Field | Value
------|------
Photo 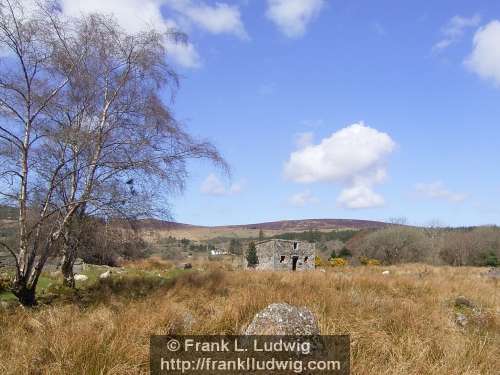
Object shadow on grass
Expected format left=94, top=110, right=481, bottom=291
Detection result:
left=1, top=268, right=192, bottom=308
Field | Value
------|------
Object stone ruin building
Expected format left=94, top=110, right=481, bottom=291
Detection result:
left=249, top=239, right=315, bottom=271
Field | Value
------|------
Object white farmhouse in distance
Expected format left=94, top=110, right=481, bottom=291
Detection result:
left=210, top=248, right=229, bottom=256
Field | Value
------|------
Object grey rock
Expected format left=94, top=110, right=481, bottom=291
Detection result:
left=455, top=313, right=468, bottom=327
left=100, top=270, right=112, bottom=279
left=74, top=274, right=88, bottom=281
left=483, top=267, right=500, bottom=279
left=244, top=303, right=320, bottom=335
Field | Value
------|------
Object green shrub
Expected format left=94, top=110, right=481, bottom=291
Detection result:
left=339, top=247, right=352, bottom=258
left=246, top=241, right=258, bottom=267
left=482, top=251, right=499, bottom=267
left=0, top=273, right=11, bottom=293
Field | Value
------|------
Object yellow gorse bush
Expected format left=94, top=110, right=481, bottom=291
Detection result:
left=329, top=257, right=348, bottom=267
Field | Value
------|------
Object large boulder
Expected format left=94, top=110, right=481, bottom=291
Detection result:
left=244, top=303, right=320, bottom=335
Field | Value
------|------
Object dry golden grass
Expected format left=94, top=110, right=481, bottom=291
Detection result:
left=0, top=264, right=498, bottom=374
left=120, top=256, right=174, bottom=271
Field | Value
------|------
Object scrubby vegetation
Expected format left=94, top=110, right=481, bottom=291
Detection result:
left=348, top=226, right=500, bottom=267
left=76, top=223, right=151, bottom=267
left=267, top=225, right=500, bottom=268
left=272, top=228, right=359, bottom=243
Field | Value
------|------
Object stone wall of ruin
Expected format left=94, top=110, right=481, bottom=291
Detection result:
left=253, top=240, right=315, bottom=271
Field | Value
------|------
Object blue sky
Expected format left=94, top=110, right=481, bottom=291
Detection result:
left=57, top=0, right=500, bottom=227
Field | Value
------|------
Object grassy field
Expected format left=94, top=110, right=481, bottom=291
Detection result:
left=0, top=263, right=498, bottom=374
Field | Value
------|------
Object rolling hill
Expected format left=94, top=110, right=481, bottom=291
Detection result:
left=135, top=218, right=389, bottom=241
left=0, top=205, right=389, bottom=241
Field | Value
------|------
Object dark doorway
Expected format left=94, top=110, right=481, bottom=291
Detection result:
left=292, top=256, right=299, bottom=271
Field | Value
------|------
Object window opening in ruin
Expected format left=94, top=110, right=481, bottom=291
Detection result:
left=293, top=242, right=298, bottom=250
left=280, top=255, right=286, bottom=263
left=304, top=256, right=309, bottom=263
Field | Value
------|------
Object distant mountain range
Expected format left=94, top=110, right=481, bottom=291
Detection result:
left=2, top=203, right=389, bottom=231
left=135, top=218, right=389, bottom=231
left=1, top=204, right=390, bottom=241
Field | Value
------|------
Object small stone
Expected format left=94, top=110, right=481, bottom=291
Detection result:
left=183, top=311, right=196, bottom=331
left=382, top=270, right=390, bottom=275
left=455, top=313, right=468, bottom=327
left=74, top=274, right=88, bottom=282
left=100, top=270, right=112, bottom=279
left=484, top=268, right=500, bottom=279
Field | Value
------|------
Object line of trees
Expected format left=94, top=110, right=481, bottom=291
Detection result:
left=272, top=228, right=359, bottom=243
left=0, top=1, right=225, bottom=305
left=347, top=225, right=500, bottom=266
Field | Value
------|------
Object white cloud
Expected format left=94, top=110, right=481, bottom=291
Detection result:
left=289, top=190, right=318, bottom=207
left=415, top=181, right=467, bottom=203
left=284, top=122, right=396, bottom=209
left=285, top=123, right=395, bottom=184
left=337, top=185, right=384, bottom=209
left=201, top=174, right=226, bottom=195
left=266, top=0, right=325, bottom=38
left=200, top=174, right=243, bottom=196
left=465, top=20, right=500, bottom=86
left=433, top=14, right=480, bottom=52
left=56, top=0, right=247, bottom=68
left=163, top=39, right=201, bottom=68
left=167, top=0, right=248, bottom=39
left=228, top=181, right=243, bottom=194
left=57, top=0, right=201, bottom=68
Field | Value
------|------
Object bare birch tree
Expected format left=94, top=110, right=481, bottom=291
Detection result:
left=0, top=0, right=88, bottom=305
left=45, top=12, right=226, bottom=287
left=0, top=1, right=226, bottom=302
